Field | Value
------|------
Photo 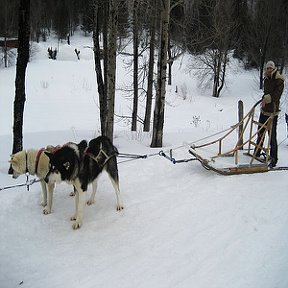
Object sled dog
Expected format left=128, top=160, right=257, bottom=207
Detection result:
left=9, top=146, right=61, bottom=214
left=45, top=136, right=123, bottom=229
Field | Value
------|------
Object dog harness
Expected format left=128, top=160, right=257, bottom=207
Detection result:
left=84, top=143, right=117, bottom=168
left=25, top=147, right=53, bottom=176
left=35, top=148, right=45, bottom=174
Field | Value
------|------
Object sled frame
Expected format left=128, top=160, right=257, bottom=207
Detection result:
left=189, top=101, right=274, bottom=175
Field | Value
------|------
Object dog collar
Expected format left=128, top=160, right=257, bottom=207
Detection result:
left=25, top=151, right=29, bottom=174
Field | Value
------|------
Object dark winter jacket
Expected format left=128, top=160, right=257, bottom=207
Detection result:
left=262, top=68, right=285, bottom=115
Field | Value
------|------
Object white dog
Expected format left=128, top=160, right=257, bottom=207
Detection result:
left=9, top=146, right=62, bottom=214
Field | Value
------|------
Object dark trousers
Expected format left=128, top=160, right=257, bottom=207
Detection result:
left=285, top=113, right=288, bottom=136
left=255, top=113, right=278, bottom=164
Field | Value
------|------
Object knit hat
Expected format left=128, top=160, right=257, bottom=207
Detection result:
left=266, top=60, right=275, bottom=69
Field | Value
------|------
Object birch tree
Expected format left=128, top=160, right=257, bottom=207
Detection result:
left=106, top=0, right=118, bottom=142
left=143, top=2, right=157, bottom=132
left=131, top=0, right=140, bottom=131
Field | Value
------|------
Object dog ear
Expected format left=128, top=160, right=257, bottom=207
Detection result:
left=44, top=151, right=53, bottom=160
left=46, top=145, right=55, bottom=152
left=63, top=161, right=70, bottom=170
left=78, top=140, right=88, bottom=153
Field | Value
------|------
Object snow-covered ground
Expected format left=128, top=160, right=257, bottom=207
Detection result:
left=0, top=34, right=288, bottom=288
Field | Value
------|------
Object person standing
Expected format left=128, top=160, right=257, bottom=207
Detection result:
left=285, top=112, right=288, bottom=137
left=255, top=60, right=285, bottom=167
left=284, top=94, right=288, bottom=137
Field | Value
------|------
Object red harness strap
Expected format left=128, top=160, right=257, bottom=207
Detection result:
left=35, top=148, right=45, bottom=174
left=34, top=146, right=62, bottom=174
left=51, top=145, right=62, bottom=153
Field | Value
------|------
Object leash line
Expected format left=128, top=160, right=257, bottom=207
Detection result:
left=0, top=177, right=40, bottom=191
left=159, top=150, right=197, bottom=164
left=116, top=151, right=161, bottom=164
left=117, top=153, right=148, bottom=159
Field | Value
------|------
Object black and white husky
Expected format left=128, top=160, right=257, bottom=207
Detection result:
left=44, top=136, right=123, bottom=229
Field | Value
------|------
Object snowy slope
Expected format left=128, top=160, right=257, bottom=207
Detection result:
left=0, top=34, right=288, bottom=288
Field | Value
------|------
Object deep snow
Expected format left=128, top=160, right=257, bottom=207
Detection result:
left=0, top=34, right=288, bottom=288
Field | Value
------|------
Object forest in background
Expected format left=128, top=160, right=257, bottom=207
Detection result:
left=1, top=0, right=287, bottom=70
left=1, top=0, right=287, bottom=149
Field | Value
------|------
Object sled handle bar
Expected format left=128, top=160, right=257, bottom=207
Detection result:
left=253, top=99, right=262, bottom=109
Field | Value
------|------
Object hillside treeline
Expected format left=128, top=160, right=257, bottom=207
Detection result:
left=1, top=0, right=287, bottom=70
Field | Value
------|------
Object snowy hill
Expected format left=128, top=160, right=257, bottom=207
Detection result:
left=0, top=34, right=288, bottom=288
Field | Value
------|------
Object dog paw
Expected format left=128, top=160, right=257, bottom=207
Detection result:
left=69, top=191, right=76, bottom=197
left=70, top=215, right=76, bottom=221
left=72, top=221, right=82, bottom=229
left=87, top=199, right=94, bottom=206
left=116, top=205, right=124, bottom=211
left=43, top=208, right=51, bottom=215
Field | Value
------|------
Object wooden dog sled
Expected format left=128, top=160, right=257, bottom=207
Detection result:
left=188, top=100, right=277, bottom=175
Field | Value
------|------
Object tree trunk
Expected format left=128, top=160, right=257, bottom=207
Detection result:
left=212, top=50, right=223, bottom=98
left=216, top=51, right=228, bottom=97
left=259, top=51, right=265, bottom=90
left=212, top=53, right=219, bottom=97
left=106, top=0, right=118, bottom=142
left=143, top=13, right=156, bottom=132
left=131, top=0, right=139, bottom=132
left=103, top=0, right=109, bottom=108
left=93, top=2, right=106, bottom=136
left=168, top=61, right=173, bottom=85
left=4, top=34, right=8, bottom=68
left=10, top=0, right=30, bottom=163
left=151, top=0, right=170, bottom=148
left=167, top=33, right=172, bottom=85
left=259, top=24, right=271, bottom=90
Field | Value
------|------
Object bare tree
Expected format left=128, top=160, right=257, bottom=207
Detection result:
left=92, top=0, right=118, bottom=141
left=1, top=0, right=18, bottom=67
left=252, top=0, right=274, bottom=89
left=106, top=0, right=118, bottom=142
left=167, top=40, right=184, bottom=85
left=92, top=0, right=106, bottom=136
left=131, top=0, right=140, bottom=131
left=245, top=0, right=286, bottom=88
left=143, top=2, right=157, bottom=132
left=279, top=0, right=288, bottom=73
left=167, top=0, right=185, bottom=85
left=9, top=0, right=30, bottom=173
left=151, top=0, right=171, bottom=147
left=187, top=0, right=235, bottom=98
